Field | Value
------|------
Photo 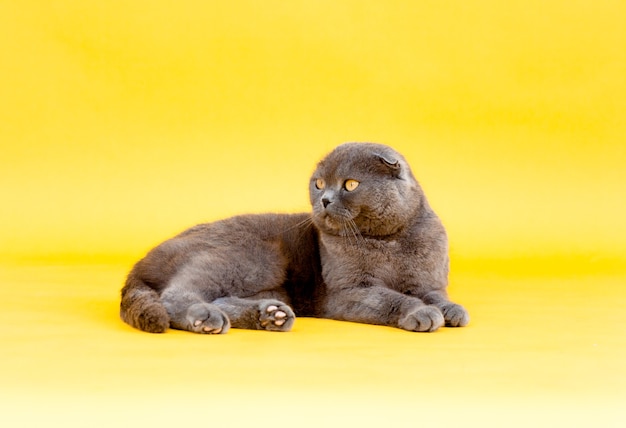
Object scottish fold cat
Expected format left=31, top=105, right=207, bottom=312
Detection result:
left=120, top=143, right=469, bottom=333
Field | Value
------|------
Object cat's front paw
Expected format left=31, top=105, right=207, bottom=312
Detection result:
left=258, top=301, right=295, bottom=332
left=440, top=302, right=470, bottom=327
left=398, top=306, right=444, bottom=332
left=186, top=303, right=231, bottom=334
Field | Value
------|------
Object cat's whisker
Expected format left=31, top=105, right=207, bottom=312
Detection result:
left=273, top=216, right=314, bottom=237
left=342, top=218, right=365, bottom=248
left=334, top=212, right=354, bottom=245
left=344, top=220, right=356, bottom=245
left=349, top=219, right=366, bottom=248
left=341, top=220, right=356, bottom=246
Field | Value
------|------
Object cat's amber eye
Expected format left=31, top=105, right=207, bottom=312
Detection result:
left=344, top=179, right=360, bottom=191
left=315, top=178, right=326, bottom=189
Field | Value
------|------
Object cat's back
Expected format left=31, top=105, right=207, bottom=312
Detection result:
left=131, top=213, right=317, bottom=291
left=179, top=212, right=311, bottom=242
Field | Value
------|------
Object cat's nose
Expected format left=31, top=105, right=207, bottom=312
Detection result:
left=322, top=197, right=331, bottom=208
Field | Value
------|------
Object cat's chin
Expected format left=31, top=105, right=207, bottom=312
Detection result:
left=320, top=215, right=359, bottom=237
left=322, top=216, right=341, bottom=231
left=312, top=214, right=344, bottom=235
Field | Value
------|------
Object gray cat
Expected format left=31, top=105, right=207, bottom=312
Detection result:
left=120, top=143, right=469, bottom=334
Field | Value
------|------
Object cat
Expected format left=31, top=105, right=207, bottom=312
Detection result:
left=120, top=142, right=469, bottom=334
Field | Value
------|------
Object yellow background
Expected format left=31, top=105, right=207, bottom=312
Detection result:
left=1, top=1, right=625, bottom=427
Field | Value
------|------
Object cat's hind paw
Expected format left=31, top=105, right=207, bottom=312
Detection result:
left=398, top=306, right=444, bottom=332
left=259, top=301, right=295, bottom=332
left=186, top=303, right=231, bottom=334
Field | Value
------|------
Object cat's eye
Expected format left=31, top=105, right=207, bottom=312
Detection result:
left=315, top=178, right=326, bottom=189
left=344, top=179, right=359, bottom=191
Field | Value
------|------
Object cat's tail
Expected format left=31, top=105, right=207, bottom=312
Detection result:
left=120, top=275, right=170, bottom=333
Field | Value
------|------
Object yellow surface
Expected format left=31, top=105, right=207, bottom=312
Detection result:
left=1, top=265, right=625, bottom=427
left=1, top=1, right=625, bottom=427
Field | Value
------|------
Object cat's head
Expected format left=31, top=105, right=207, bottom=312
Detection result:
left=309, top=143, right=424, bottom=237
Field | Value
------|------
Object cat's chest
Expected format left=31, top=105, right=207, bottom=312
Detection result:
left=320, top=235, right=415, bottom=288
left=323, top=234, right=401, bottom=257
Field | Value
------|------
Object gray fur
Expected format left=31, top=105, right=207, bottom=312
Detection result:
left=120, top=143, right=469, bottom=334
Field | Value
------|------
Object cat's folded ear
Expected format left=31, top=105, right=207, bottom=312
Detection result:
left=377, top=153, right=402, bottom=178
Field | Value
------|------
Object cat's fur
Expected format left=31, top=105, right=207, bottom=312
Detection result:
left=120, top=143, right=469, bottom=334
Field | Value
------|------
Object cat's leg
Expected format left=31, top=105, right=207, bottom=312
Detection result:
left=160, top=287, right=231, bottom=334
left=421, top=290, right=470, bottom=327
left=323, top=286, right=445, bottom=332
left=213, top=296, right=295, bottom=332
